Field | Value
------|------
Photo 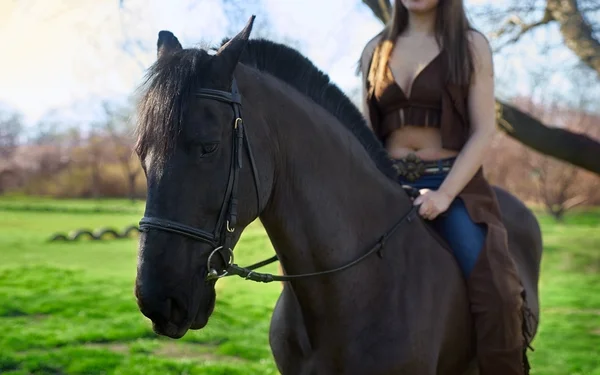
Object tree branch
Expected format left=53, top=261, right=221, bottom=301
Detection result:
left=490, top=9, right=554, bottom=51
left=563, top=195, right=587, bottom=210
left=547, top=0, right=600, bottom=77
left=496, top=101, right=600, bottom=175
left=361, top=0, right=392, bottom=24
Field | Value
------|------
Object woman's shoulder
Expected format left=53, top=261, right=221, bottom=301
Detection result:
left=466, top=29, right=493, bottom=66
left=362, top=31, right=384, bottom=55
left=358, top=30, right=385, bottom=75
left=467, top=29, right=491, bottom=48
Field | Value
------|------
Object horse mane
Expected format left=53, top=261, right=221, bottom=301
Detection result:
left=135, top=48, right=212, bottom=165
left=135, top=37, right=398, bottom=181
left=236, top=38, right=398, bottom=180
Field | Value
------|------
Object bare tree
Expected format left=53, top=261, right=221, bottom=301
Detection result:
left=0, top=106, right=23, bottom=160
left=365, top=0, right=600, bottom=77
left=473, top=0, right=600, bottom=73
left=0, top=105, right=23, bottom=194
left=221, top=0, right=274, bottom=38
left=360, top=0, right=600, bottom=176
left=516, top=95, right=596, bottom=220
left=100, top=101, right=140, bottom=201
left=85, top=129, right=104, bottom=199
left=29, top=116, right=72, bottom=177
left=532, top=156, right=583, bottom=221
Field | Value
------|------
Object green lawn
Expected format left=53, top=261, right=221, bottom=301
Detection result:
left=0, top=197, right=599, bottom=374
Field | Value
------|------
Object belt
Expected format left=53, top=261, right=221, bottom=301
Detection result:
left=392, top=153, right=454, bottom=182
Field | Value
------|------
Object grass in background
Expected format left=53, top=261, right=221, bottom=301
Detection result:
left=0, top=198, right=599, bottom=374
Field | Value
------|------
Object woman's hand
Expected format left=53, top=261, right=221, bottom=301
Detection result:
left=413, top=189, right=454, bottom=220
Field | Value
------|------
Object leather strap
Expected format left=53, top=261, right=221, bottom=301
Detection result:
left=222, top=205, right=419, bottom=283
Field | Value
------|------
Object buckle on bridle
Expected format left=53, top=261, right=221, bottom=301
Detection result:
left=206, top=246, right=235, bottom=281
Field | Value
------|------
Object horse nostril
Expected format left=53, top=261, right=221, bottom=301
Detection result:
left=168, top=297, right=186, bottom=324
left=135, top=286, right=171, bottom=324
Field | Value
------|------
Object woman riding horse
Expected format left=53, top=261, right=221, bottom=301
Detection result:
left=359, top=1, right=531, bottom=374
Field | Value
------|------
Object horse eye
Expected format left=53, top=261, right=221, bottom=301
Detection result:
left=196, top=142, right=219, bottom=158
left=203, top=143, right=218, bottom=154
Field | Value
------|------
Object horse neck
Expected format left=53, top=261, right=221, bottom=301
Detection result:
left=246, top=71, right=416, bottom=303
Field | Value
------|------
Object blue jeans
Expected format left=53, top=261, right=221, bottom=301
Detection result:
left=399, top=171, right=487, bottom=278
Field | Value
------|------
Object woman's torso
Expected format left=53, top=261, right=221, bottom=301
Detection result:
left=373, top=35, right=460, bottom=161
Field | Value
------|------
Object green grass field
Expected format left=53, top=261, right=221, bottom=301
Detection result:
left=1, top=197, right=599, bottom=374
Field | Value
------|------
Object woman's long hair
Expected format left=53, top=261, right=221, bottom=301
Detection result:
left=378, top=0, right=476, bottom=86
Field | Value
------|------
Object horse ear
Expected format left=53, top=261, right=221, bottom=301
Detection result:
left=215, top=15, right=255, bottom=75
left=157, top=30, right=182, bottom=59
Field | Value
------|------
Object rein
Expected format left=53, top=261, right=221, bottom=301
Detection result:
left=225, top=205, right=419, bottom=283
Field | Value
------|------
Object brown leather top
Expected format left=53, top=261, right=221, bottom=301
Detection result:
left=371, top=50, right=445, bottom=140
left=362, top=35, right=511, bottom=258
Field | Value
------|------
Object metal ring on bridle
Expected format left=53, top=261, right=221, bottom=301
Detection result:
left=206, top=246, right=235, bottom=280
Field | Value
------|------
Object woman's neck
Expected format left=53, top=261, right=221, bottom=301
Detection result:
left=405, top=9, right=436, bottom=36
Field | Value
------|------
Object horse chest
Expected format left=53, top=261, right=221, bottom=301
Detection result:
left=270, top=291, right=440, bottom=374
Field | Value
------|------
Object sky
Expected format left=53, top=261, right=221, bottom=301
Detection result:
left=0, top=0, right=591, bottom=130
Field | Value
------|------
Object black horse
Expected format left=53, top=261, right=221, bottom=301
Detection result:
left=134, top=17, right=542, bottom=375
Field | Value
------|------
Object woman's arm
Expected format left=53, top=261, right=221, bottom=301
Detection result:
left=438, top=31, right=497, bottom=199
left=415, top=31, right=497, bottom=219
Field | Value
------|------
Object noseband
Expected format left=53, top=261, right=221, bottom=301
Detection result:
left=139, top=77, right=420, bottom=284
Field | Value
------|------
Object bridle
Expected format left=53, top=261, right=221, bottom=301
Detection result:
left=139, top=77, right=420, bottom=284
left=139, top=78, right=263, bottom=280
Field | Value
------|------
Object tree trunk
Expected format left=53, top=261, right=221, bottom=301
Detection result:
left=546, top=0, right=600, bottom=76
left=550, top=206, right=565, bottom=222
left=360, top=0, right=600, bottom=176
left=91, top=159, right=101, bottom=199
left=128, top=173, right=137, bottom=202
